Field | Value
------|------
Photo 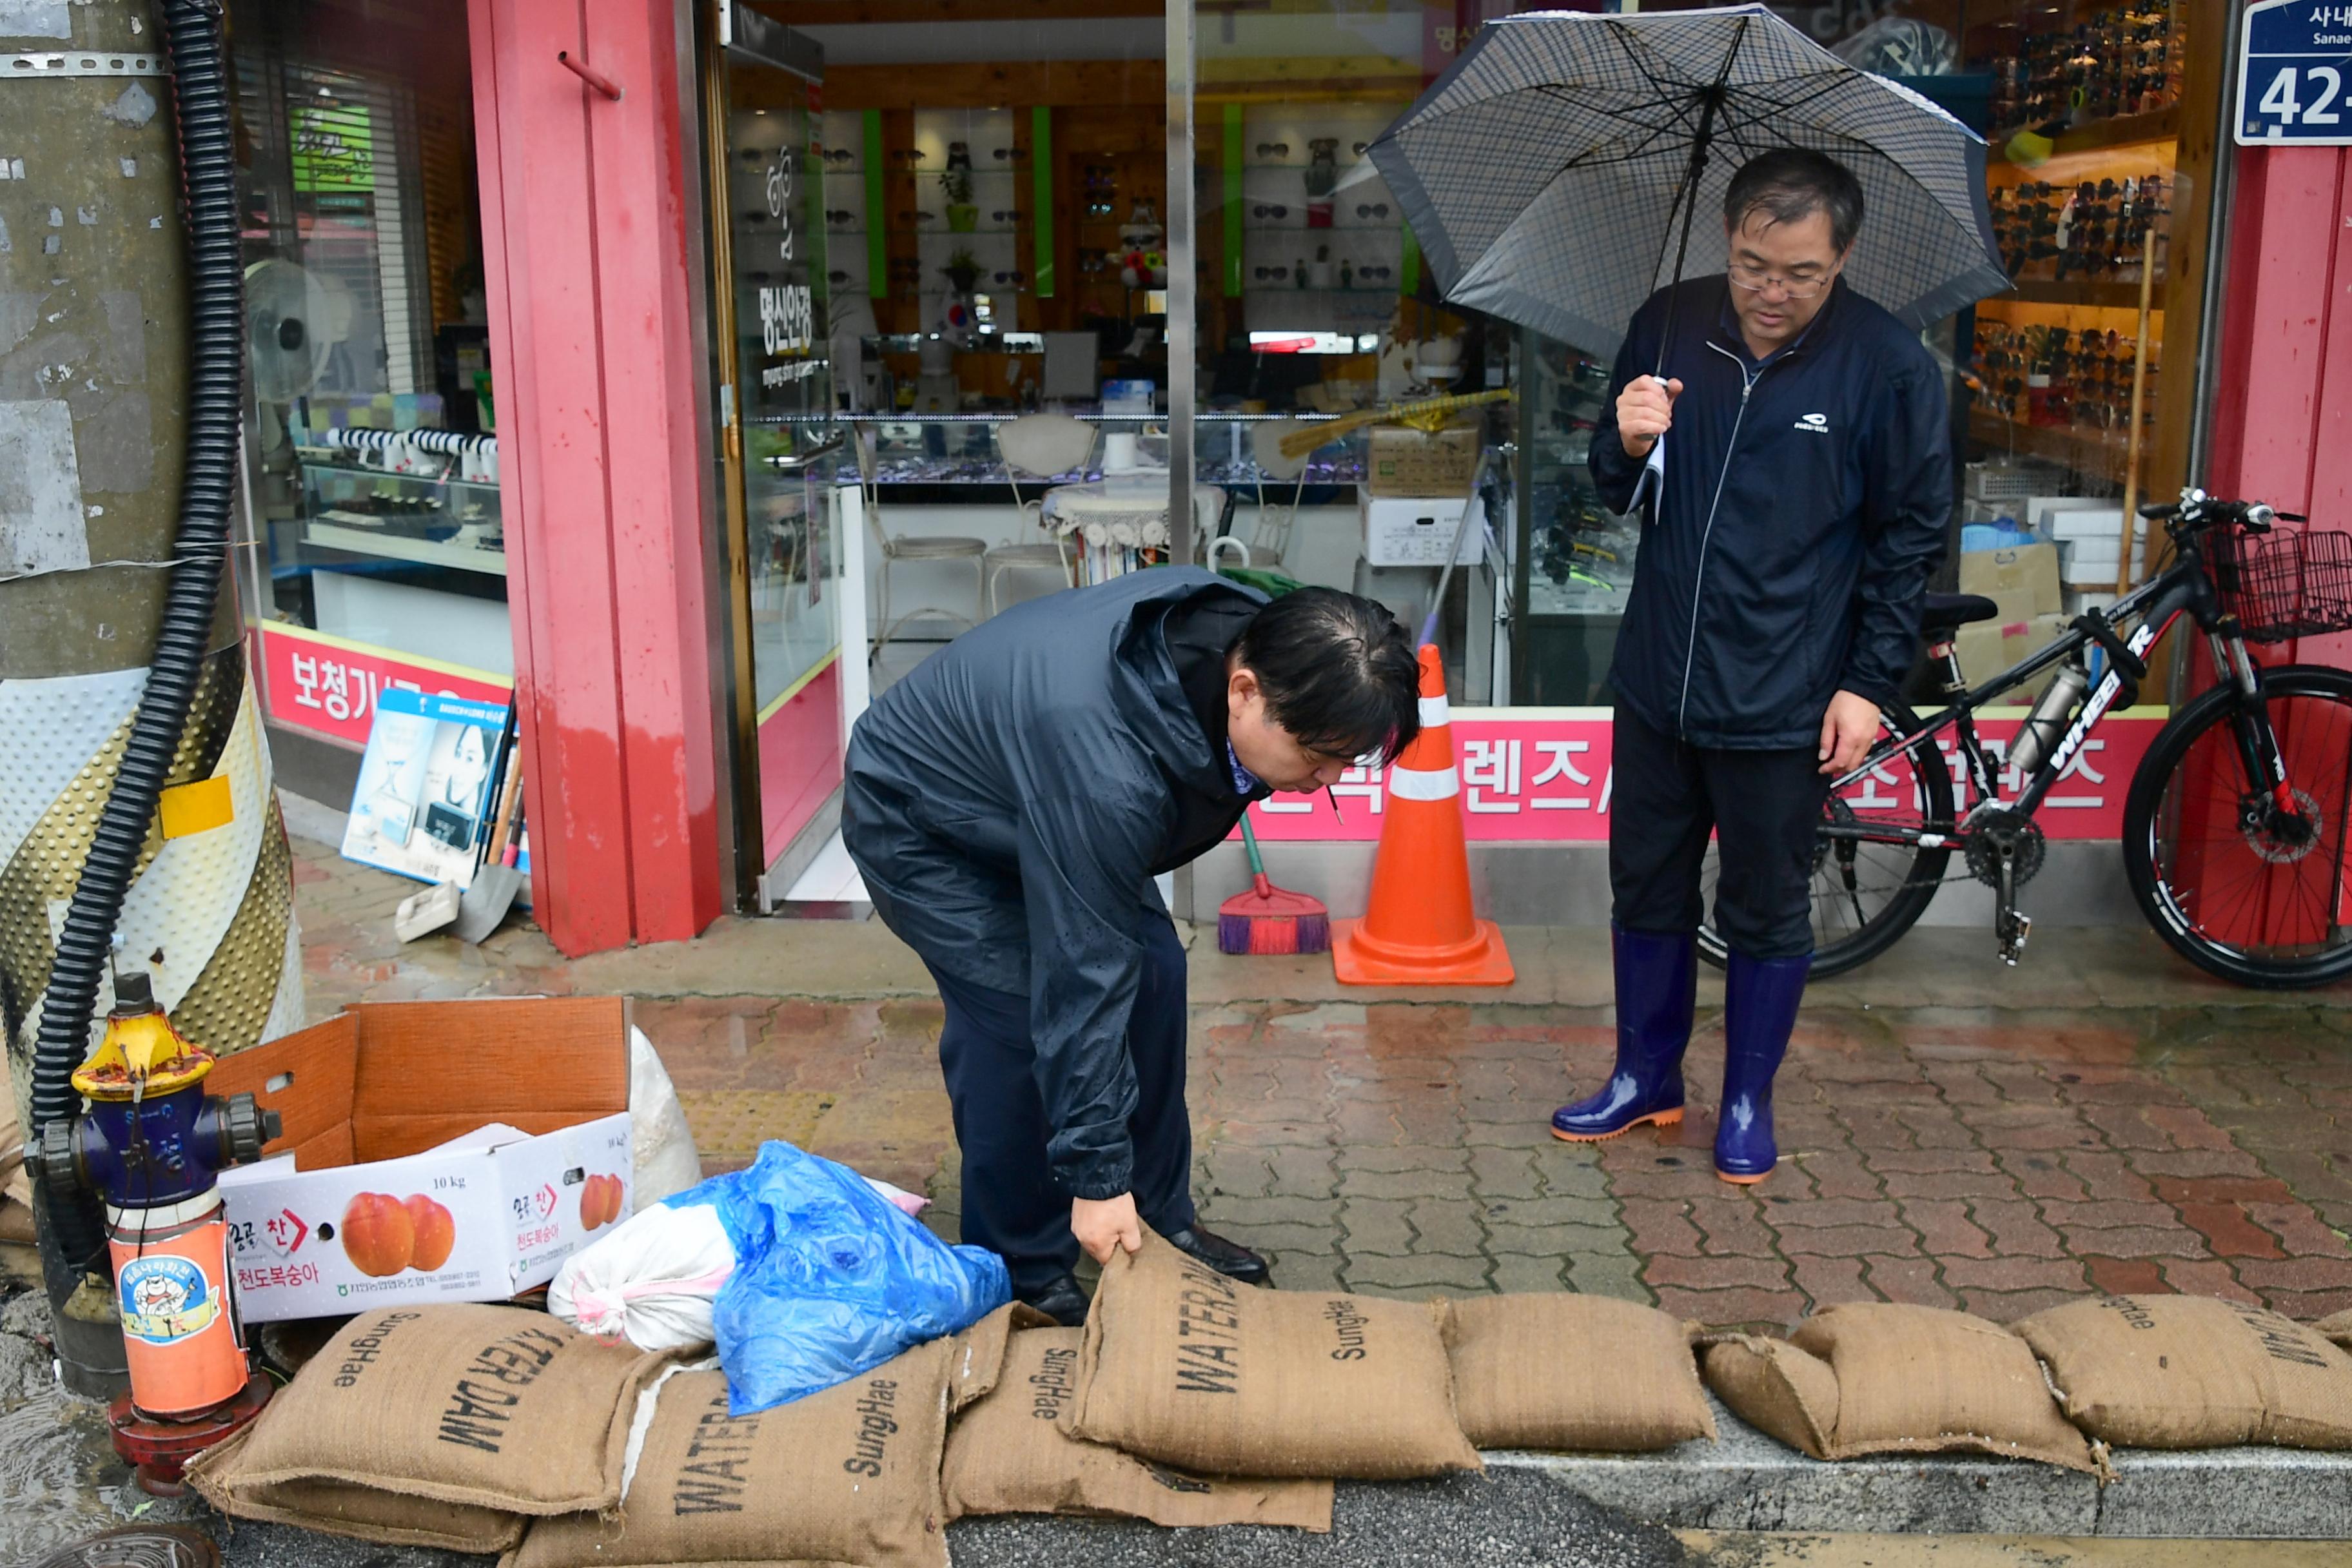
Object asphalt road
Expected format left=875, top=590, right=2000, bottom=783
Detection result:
left=26, top=1473, right=1693, bottom=1568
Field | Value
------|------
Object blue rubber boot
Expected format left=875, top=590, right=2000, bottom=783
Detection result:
left=1716, top=951, right=1811, bottom=1184
left=1552, top=926, right=1696, bottom=1141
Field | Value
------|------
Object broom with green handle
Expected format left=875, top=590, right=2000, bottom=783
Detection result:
left=1217, top=811, right=1330, bottom=955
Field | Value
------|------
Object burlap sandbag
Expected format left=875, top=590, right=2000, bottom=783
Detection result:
left=947, top=1300, right=1055, bottom=1414
left=2319, top=1309, right=2352, bottom=1353
left=1702, top=1304, right=2101, bottom=1472
left=194, top=1304, right=665, bottom=1526
left=2015, top=1294, right=2352, bottom=1449
left=186, top=1426, right=523, bottom=1554
left=944, top=1325, right=1334, bottom=1529
left=1067, top=1230, right=1480, bottom=1480
left=507, top=1337, right=956, bottom=1568
left=1443, top=1294, right=1716, bottom=1451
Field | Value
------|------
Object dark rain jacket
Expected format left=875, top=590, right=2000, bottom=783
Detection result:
left=1589, top=275, right=1951, bottom=749
left=840, top=568, right=1269, bottom=1200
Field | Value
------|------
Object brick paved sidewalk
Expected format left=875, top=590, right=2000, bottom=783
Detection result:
left=284, top=827, right=2352, bottom=1332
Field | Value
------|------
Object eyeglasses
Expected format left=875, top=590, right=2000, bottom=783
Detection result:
left=1253, top=203, right=1289, bottom=219
left=991, top=208, right=1026, bottom=222
left=988, top=147, right=1023, bottom=162
left=1355, top=202, right=1389, bottom=219
left=991, top=269, right=1028, bottom=285
left=821, top=148, right=854, bottom=165
left=1726, top=260, right=1834, bottom=299
left=1253, top=265, right=1290, bottom=280
left=1255, top=141, right=1289, bottom=157
left=826, top=208, right=855, bottom=225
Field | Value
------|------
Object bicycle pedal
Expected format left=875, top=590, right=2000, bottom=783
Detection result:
left=1998, top=910, right=2032, bottom=966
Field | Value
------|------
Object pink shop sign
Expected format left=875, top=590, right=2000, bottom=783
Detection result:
left=1238, top=710, right=2168, bottom=843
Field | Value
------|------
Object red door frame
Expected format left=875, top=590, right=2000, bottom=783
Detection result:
left=468, top=0, right=725, bottom=954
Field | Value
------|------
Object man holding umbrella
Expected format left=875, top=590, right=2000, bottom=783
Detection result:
left=1549, top=148, right=1950, bottom=1183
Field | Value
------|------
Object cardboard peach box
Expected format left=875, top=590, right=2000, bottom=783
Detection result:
left=207, top=998, right=632, bottom=1323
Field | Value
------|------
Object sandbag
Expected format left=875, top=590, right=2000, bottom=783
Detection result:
left=947, top=1299, right=1054, bottom=1413
left=2015, top=1294, right=2352, bottom=1450
left=505, top=1337, right=956, bottom=1568
left=2319, top=1309, right=2352, bottom=1353
left=1068, top=1230, right=1481, bottom=1480
left=188, top=1304, right=664, bottom=1529
left=945, top=1326, right=1334, bottom=1529
left=187, top=1428, right=523, bottom=1554
left=1444, top=1293, right=1715, bottom=1451
left=1701, top=1303, right=2100, bottom=1472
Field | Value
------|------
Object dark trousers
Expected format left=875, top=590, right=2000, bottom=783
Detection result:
left=1609, top=705, right=1830, bottom=959
left=922, top=916, right=1196, bottom=1294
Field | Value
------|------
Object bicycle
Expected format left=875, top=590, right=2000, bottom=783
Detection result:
left=1696, top=489, right=2352, bottom=988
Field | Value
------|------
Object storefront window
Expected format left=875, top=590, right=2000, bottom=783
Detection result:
left=230, top=0, right=511, bottom=753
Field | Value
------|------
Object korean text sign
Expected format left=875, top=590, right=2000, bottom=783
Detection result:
left=1238, top=712, right=2164, bottom=841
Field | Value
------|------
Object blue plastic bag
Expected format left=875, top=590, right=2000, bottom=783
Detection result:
left=662, top=1140, right=1010, bottom=1415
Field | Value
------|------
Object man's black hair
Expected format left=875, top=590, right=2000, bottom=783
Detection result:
left=1723, top=148, right=1864, bottom=255
left=1234, top=587, right=1421, bottom=765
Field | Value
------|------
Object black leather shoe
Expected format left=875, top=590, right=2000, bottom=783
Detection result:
left=1163, top=1224, right=1273, bottom=1286
left=1017, top=1273, right=1090, bottom=1327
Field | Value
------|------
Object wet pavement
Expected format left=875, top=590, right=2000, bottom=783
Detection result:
left=5, top=819, right=2351, bottom=1560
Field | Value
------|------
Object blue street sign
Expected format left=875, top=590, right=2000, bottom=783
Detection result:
left=2238, top=0, right=2352, bottom=145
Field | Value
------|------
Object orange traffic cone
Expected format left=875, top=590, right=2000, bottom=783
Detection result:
left=1331, top=645, right=1514, bottom=986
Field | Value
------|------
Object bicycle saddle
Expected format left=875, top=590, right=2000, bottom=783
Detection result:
left=1919, top=592, right=2002, bottom=632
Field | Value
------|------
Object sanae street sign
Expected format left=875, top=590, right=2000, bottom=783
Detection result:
left=2237, top=0, right=2352, bottom=145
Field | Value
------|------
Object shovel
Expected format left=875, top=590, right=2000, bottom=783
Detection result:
left=453, top=762, right=525, bottom=944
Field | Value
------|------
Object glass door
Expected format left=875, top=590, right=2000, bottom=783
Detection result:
left=705, top=5, right=840, bottom=905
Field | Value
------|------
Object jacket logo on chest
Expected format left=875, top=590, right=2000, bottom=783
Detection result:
left=1793, top=412, right=1829, bottom=434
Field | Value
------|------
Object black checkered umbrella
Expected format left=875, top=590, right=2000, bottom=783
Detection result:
left=1367, top=6, right=2007, bottom=358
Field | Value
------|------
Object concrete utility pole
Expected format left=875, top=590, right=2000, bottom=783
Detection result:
left=1, top=0, right=302, bottom=1396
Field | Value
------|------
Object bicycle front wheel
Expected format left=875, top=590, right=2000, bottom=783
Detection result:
left=2124, top=664, right=2352, bottom=988
left=1700, top=698, right=1955, bottom=977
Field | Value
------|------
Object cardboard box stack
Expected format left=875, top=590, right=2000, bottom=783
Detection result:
left=1955, top=542, right=2067, bottom=702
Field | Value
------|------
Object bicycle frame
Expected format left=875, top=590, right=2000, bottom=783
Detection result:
left=1827, top=528, right=2231, bottom=839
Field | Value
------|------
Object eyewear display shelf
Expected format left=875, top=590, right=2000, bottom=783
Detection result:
left=294, top=451, right=506, bottom=579
left=1968, top=1, right=2188, bottom=492
left=838, top=412, right=1365, bottom=495
left=1511, top=332, right=1638, bottom=707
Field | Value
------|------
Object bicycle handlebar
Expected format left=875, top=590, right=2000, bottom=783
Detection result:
left=2141, top=489, right=2298, bottom=534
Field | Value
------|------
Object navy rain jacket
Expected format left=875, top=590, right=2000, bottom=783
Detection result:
left=841, top=568, right=1269, bottom=1201
left=1589, top=276, right=1950, bottom=749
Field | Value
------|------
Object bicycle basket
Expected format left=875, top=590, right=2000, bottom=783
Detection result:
left=2214, top=527, right=2352, bottom=643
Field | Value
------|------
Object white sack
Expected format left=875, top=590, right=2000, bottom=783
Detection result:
left=629, top=1026, right=703, bottom=1212
left=549, top=1200, right=734, bottom=1353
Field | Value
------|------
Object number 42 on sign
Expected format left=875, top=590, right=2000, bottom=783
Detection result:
left=2237, top=0, right=2352, bottom=144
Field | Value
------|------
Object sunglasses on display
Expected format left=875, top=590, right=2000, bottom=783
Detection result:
left=1358, top=264, right=1393, bottom=281
left=826, top=208, right=855, bottom=225
left=1355, top=202, right=1389, bottom=219
left=1253, top=265, right=1289, bottom=280
left=1086, top=200, right=1114, bottom=216
left=988, top=147, right=1023, bottom=161
left=1253, top=203, right=1289, bottom=219
left=1255, top=141, right=1289, bottom=157
left=991, top=270, right=1028, bottom=285
left=992, top=209, right=1026, bottom=222
left=821, top=148, right=854, bottom=165
left=890, top=149, right=926, bottom=164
